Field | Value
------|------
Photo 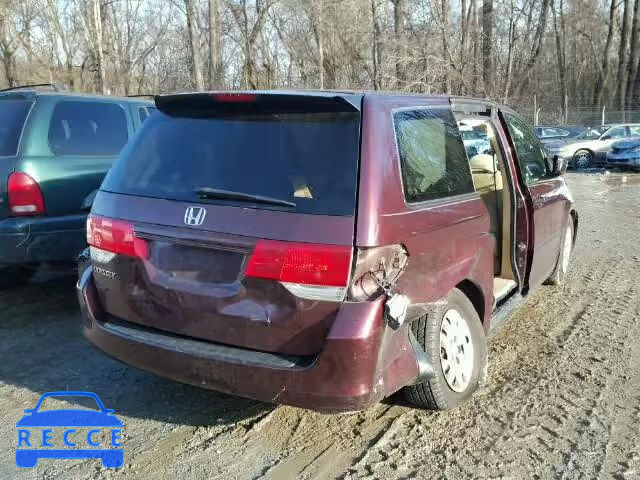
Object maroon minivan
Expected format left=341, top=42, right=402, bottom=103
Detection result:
left=77, top=91, right=577, bottom=412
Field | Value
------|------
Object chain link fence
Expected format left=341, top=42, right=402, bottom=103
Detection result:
left=515, top=96, right=640, bottom=127
left=524, top=108, right=640, bottom=127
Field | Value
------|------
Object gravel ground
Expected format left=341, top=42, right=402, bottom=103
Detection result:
left=1, top=172, right=640, bottom=480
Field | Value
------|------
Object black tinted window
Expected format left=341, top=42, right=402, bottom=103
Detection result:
left=503, top=113, right=549, bottom=184
left=48, top=101, right=128, bottom=155
left=102, top=110, right=360, bottom=216
left=0, top=99, right=32, bottom=156
left=394, top=108, right=474, bottom=203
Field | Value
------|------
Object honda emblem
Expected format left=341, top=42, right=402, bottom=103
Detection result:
left=184, top=206, right=206, bottom=226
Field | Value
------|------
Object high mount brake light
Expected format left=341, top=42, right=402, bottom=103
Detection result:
left=245, top=240, right=353, bottom=301
left=210, top=93, right=257, bottom=103
left=87, top=214, right=148, bottom=259
left=8, top=172, right=45, bottom=216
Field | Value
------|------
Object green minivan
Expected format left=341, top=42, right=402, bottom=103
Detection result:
left=0, top=86, right=153, bottom=286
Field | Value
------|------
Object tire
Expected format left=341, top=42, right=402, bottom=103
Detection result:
left=573, top=150, right=593, bottom=170
left=546, top=217, right=574, bottom=286
left=403, top=288, right=487, bottom=410
left=0, top=265, right=38, bottom=290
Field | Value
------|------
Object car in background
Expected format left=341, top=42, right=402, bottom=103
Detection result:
left=0, top=84, right=153, bottom=288
left=534, top=125, right=587, bottom=144
left=545, top=124, right=640, bottom=170
left=606, top=138, right=640, bottom=171
left=77, top=91, right=577, bottom=413
left=459, top=119, right=492, bottom=156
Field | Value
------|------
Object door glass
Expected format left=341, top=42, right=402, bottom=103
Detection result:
left=394, top=108, right=474, bottom=203
left=503, top=113, right=550, bottom=184
left=605, top=127, right=627, bottom=139
left=48, top=101, right=128, bottom=156
left=629, top=125, right=640, bottom=136
left=542, top=127, right=569, bottom=138
left=0, top=99, right=32, bottom=156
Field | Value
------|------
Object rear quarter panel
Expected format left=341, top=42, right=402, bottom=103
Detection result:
left=357, top=96, right=494, bottom=329
left=16, top=96, right=136, bottom=217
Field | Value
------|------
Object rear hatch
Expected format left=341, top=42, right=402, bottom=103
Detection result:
left=0, top=95, right=34, bottom=219
left=90, top=92, right=362, bottom=355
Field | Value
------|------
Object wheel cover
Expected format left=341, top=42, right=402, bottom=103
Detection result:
left=574, top=151, right=592, bottom=169
left=561, top=223, right=573, bottom=273
left=439, top=309, right=474, bottom=393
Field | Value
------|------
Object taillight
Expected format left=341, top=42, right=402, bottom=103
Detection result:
left=8, top=172, right=45, bottom=216
left=245, top=240, right=353, bottom=301
left=86, top=214, right=148, bottom=258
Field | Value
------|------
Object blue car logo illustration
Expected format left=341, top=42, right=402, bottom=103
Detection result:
left=16, top=391, right=123, bottom=468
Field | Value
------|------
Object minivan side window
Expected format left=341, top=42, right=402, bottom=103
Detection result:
left=503, top=113, right=550, bottom=184
left=394, top=108, right=475, bottom=203
left=542, top=127, right=569, bottom=138
left=605, top=126, right=627, bottom=139
left=48, top=101, right=128, bottom=156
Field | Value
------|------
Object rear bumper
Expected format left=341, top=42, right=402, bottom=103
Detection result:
left=77, top=269, right=427, bottom=412
left=0, top=214, right=86, bottom=266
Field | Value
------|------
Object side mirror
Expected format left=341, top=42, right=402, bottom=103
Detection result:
left=601, top=134, right=611, bottom=140
left=551, top=155, right=568, bottom=175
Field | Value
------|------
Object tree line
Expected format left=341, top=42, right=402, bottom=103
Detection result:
left=1, top=0, right=639, bottom=119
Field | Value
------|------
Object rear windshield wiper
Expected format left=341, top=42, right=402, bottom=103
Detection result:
left=194, top=187, right=296, bottom=208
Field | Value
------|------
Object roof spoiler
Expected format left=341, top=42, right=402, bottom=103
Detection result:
left=155, top=91, right=362, bottom=117
left=0, top=83, right=66, bottom=93
left=450, top=97, right=495, bottom=117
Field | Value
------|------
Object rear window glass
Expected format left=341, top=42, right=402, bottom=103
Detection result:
left=0, top=99, right=32, bottom=156
left=394, top=108, right=474, bottom=203
left=48, top=101, right=128, bottom=156
left=101, top=110, right=360, bottom=216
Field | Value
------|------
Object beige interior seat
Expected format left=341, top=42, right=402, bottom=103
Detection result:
left=470, top=153, right=503, bottom=274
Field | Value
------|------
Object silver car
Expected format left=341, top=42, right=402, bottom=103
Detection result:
left=545, top=124, right=640, bottom=170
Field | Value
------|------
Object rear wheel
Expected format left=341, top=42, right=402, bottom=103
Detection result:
left=573, top=150, right=593, bottom=170
left=546, top=217, right=574, bottom=285
left=0, top=265, right=38, bottom=290
left=403, top=288, right=487, bottom=410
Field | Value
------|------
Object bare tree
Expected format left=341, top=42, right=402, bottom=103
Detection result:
left=185, top=0, right=204, bottom=90
left=0, top=0, right=638, bottom=125
left=617, top=0, right=633, bottom=107
left=371, top=0, right=381, bottom=90
left=229, top=0, right=276, bottom=89
left=0, top=2, right=19, bottom=87
left=208, top=0, right=222, bottom=89
left=593, top=0, right=617, bottom=109
left=392, top=0, right=407, bottom=89
left=482, top=0, right=493, bottom=96
left=552, top=0, right=568, bottom=122
left=626, top=0, right=640, bottom=109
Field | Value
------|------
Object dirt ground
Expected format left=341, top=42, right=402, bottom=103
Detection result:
left=1, top=172, right=640, bottom=480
